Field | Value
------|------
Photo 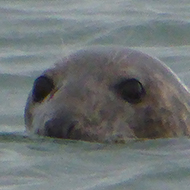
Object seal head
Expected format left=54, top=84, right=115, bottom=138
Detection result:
left=25, top=46, right=190, bottom=143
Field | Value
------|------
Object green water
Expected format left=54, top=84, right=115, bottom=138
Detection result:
left=0, top=0, right=190, bottom=189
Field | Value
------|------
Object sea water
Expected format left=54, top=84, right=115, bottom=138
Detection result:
left=0, top=0, right=190, bottom=189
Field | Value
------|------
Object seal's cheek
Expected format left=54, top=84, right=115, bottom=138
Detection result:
left=132, top=106, right=172, bottom=138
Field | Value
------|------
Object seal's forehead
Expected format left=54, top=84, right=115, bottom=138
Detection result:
left=42, top=46, right=173, bottom=86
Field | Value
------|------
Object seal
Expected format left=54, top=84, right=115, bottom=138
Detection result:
left=24, top=46, right=190, bottom=143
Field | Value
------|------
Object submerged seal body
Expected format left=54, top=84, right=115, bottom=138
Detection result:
left=25, top=46, right=190, bottom=143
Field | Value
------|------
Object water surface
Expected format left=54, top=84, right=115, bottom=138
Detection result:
left=0, top=0, right=190, bottom=189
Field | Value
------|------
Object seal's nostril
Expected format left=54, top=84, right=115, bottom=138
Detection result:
left=45, top=118, right=77, bottom=139
left=66, top=122, right=78, bottom=138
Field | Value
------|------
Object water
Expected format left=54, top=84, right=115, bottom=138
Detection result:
left=0, top=0, right=190, bottom=189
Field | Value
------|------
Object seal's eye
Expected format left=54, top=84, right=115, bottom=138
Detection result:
left=32, top=76, right=54, bottom=102
left=115, top=78, right=145, bottom=104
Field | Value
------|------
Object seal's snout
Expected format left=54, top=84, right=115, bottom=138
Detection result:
left=44, top=117, right=77, bottom=138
